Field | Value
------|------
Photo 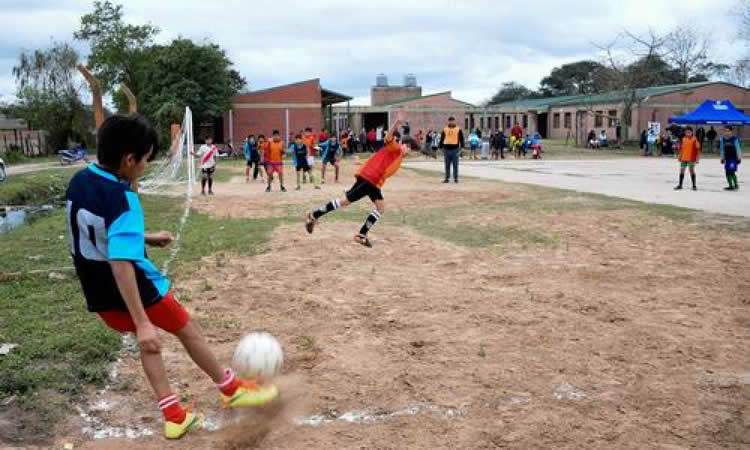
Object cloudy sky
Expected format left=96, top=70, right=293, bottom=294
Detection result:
left=0, top=0, right=745, bottom=106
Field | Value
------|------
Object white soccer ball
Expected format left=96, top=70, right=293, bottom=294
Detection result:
left=232, top=332, right=284, bottom=378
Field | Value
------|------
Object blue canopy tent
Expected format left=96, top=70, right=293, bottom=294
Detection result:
left=668, top=99, right=750, bottom=125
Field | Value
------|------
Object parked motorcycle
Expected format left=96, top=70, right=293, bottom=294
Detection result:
left=0, top=156, right=6, bottom=182
left=59, top=148, right=89, bottom=165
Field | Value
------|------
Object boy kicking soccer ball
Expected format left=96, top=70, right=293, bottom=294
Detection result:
left=305, top=120, right=418, bottom=247
left=65, top=115, right=279, bottom=440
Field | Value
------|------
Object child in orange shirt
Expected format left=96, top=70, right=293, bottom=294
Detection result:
left=265, top=130, right=287, bottom=192
left=305, top=120, right=418, bottom=248
left=674, top=127, right=701, bottom=191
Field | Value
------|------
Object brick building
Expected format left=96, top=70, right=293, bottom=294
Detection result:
left=491, top=81, right=749, bottom=143
left=223, top=79, right=351, bottom=146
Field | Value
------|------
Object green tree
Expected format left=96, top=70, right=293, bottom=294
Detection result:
left=539, top=61, right=610, bottom=96
left=11, top=42, right=94, bottom=151
left=487, top=82, right=540, bottom=105
left=134, top=38, right=246, bottom=145
left=74, top=1, right=159, bottom=99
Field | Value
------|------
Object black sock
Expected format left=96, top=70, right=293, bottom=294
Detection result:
left=208, top=177, right=213, bottom=191
left=690, top=173, right=696, bottom=188
left=678, top=173, right=684, bottom=187
left=359, top=209, right=382, bottom=236
left=313, top=199, right=341, bottom=219
left=201, top=178, right=207, bottom=191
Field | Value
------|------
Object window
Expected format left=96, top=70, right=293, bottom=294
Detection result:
left=523, top=114, right=528, bottom=129
left=553, top=113, right=560, bottom=129
left=608, top=110, right=617, bottom=127
left=495, top=116, right=500, bottom=129
left=594, top=111, right=603, bottom=128
left=564, top=112, right=572, bottom=129
left=480, top=117, right=484, bottom=129
left=505, top=115, right=512, bottom=129
left=465, top=117, right=469, bottom=129
left=470, top=116, right=475, bottom=129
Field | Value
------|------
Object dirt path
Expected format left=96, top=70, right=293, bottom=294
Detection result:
left=6, top=160, right=83, bottom=175
left=50, top=160, right=750, bottom=449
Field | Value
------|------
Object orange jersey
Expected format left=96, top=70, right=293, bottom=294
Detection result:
left=303, top=135, right=316, bottom=156
left=679, top=136, right=701, bottom=163
left=267, top=139, right=284, bottom=163
left=356, top=138, right=403, bottom=188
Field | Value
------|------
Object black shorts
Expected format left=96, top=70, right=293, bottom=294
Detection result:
left=296, top=159, right=311, bottom=172
left=201, top=167, right=215, bottom=176
left=346, top=177, right=383, bottom=203
left=323, top=156, right=337, bottom=166
left=246, top=159, right=259, bottom=167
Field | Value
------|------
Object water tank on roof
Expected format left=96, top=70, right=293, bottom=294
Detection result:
left=404, top=73, right=417, bottom=87
left=376, top=74, right=388, bottom=87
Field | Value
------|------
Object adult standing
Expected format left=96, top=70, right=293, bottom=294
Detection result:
left=696, top=127, right=706, bottom=151
left=440, top=116, right=465, bottom=183
left=367, top=128, right=376, bottom=152
left=706, top=126, right=717, bottom=153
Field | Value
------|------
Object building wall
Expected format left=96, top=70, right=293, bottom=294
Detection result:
left=224, top=79, right=325, bottom=145
left=371, top=86, right=422, bottom=106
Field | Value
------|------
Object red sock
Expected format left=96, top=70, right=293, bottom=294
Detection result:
left=158, top=394, right=187, bottom=424
left=216, top=368, right=242, bottom=396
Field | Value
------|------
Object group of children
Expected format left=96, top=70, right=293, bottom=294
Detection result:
left=673, top=125, right=742, bottom=191
left=236, top=128, right=344, bottom=192
left=63, top=114, right=419, bottom=440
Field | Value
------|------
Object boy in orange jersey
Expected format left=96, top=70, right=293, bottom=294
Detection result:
left=265, top=130, right=287, bottom=192
left=674, top=126, right=701, bottom=191
left=305, top=120, right=419, bottom=247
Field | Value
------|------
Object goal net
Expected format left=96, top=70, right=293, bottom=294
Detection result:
left=139, top=107, right=197, bottom=194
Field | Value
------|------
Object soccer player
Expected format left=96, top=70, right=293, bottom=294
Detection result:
left=64, top=115, right=279, bottom=440
left=303, top=127, right=317, bottom=184
left=290, top=134, right=319, bottom=190
left=720, top=126, right=742, bottom=191
left=194, top=137, right=218, bottom=195
left=320, top=135, right=341, bottom=184
left=265, top=130, right=287, bottom=192
left=305, top=120, right=419, bottom=248
left=674, top=126, right=701, bottom=191
left=243, top=134, right=262, bottom=183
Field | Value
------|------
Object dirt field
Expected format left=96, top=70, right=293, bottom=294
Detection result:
left=46, top=159, right=750, bottom=449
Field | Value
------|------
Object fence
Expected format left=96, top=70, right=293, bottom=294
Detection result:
left=0, top=130, right=47, bottom=156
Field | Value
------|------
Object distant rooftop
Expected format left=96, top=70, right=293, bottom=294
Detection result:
left=490, top=81, right=746, bottom=110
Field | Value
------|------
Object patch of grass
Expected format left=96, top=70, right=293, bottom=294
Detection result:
left=0, top=210, right=121, bottom=443
left=0, top=167, right=78, bottom=206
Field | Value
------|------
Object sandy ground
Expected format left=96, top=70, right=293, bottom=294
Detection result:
left=406, top=158, right=749, bottom=217
left=36, top=160, right=750, bottom=449
left=5, top=160, right=83, bottom=175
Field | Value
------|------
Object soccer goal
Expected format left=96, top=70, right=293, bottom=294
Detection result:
left=139, top=107, right=197, bottom=194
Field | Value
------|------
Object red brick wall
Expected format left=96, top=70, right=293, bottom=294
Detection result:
left=371, top=86, right=422, bottom=106
left=224, top=79, right=326, bottom=145
left=389, top=95, right=470, bottom=138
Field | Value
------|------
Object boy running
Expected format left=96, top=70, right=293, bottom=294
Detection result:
left=290, top=134, right=319, bottom=190
left=305, top=120, right=419, bottom=248
left=674, top=126, right=701, bottom=191
left=65, top=115, right=278, bottom=440
left=194, top=137, right=218, bottom=195
left=320, top=135, right=342, bottom=183
left=720, top=126, right=742, bottom=191
left=265, top=130, right=287, bottom=192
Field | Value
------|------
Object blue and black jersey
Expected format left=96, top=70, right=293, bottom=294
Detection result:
left=65, top=164, right=169, bottom=312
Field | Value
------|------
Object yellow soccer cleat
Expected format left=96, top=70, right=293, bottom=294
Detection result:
left=221, top=379, right=280, bottom=408
left=164, top=412, right=202, bottom=440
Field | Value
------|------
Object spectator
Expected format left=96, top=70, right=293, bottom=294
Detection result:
left=440, top=116, right=465, bottom=183
left=696, top=127, right=706, bottom=149
left=639, top=129, right=647, bottom=153
left=367, top=128, right=376, bottom=152
left=511, top=123, right=523, bottom=140
left=589, top=130, right=599, bottom=149
left=706, top=126, right=717, bottom=153
left=599, top=129, right=608, bottom=148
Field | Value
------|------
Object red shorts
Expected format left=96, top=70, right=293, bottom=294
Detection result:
left=97, top=291, right=190, bottom=334
left=265, top=162, right=283, bottom=176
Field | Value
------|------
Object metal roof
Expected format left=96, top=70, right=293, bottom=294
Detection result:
left=490, top=81, right=745, bottom=111
left=380, top=91, right=475, bottom=107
